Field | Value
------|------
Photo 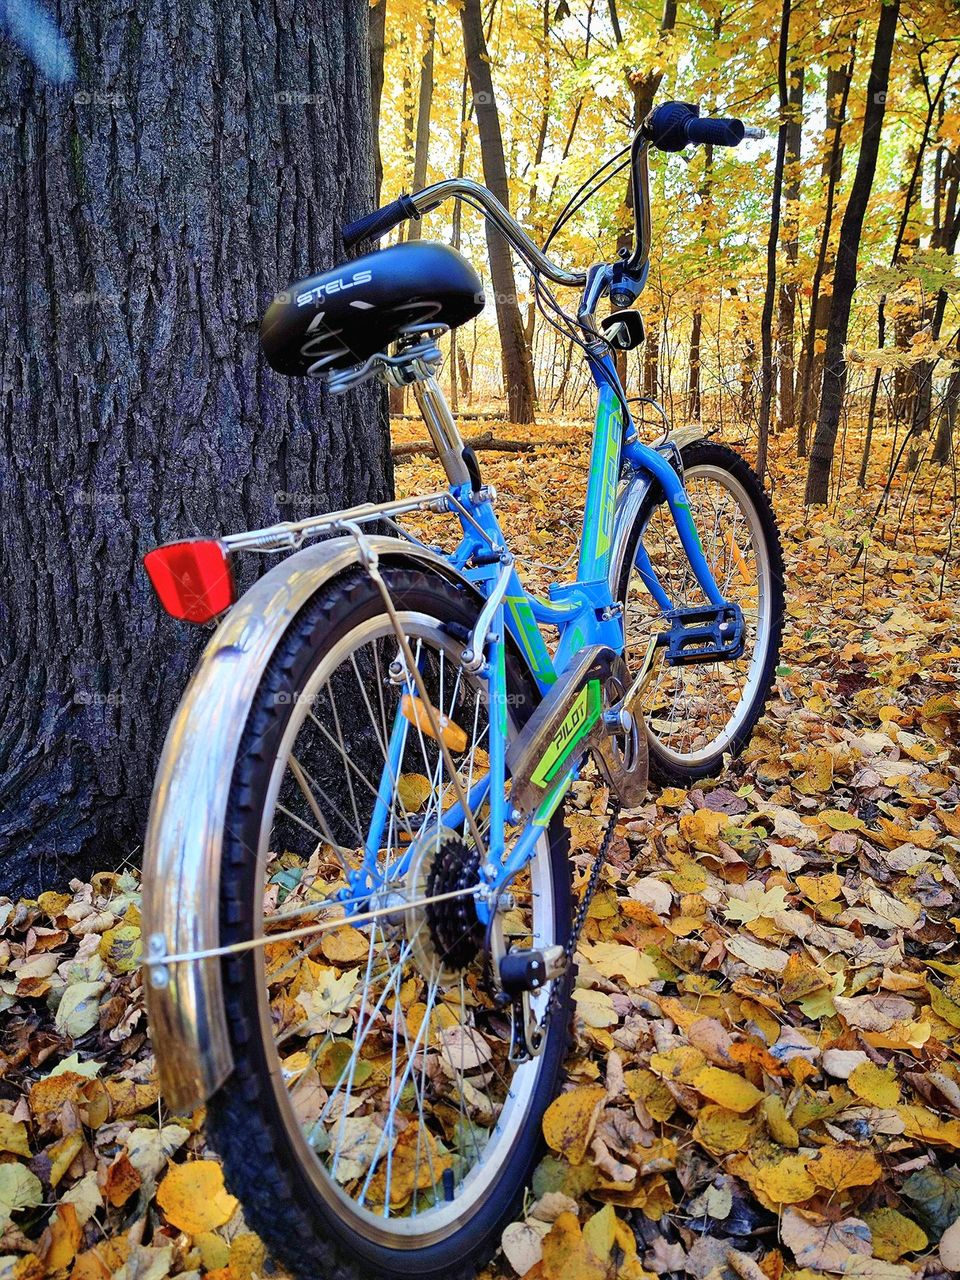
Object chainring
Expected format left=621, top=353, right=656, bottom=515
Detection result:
left=591, top=655, right=649, bottom=808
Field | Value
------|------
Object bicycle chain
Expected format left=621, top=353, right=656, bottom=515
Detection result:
left=534, top=798, right=622, bottom=1043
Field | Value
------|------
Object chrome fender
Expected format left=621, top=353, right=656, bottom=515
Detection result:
left=142, top=535, right=476, bottom=1112
left=607, top=425, right=705, bottom=600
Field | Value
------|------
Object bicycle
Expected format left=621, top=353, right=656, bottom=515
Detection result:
left=142, top=101, right=784, bottom=1280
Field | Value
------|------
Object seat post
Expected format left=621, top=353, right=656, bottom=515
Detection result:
left=409, top=371, right=472, bottom=490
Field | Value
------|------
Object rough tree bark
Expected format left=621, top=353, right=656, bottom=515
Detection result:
left=461, top=0, right=537, bottom=423
left=777, top=60, right=804, bottom=436
left=0, top=0, right=390, bottom=896
left=805, top=0, right=900, bottom=504
left=370, top=0, right=387, bottom=203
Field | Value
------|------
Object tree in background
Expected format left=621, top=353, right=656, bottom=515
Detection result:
left=805, top=0, right=901, bottom=504
left=0, top=0, right=389, bottom=896
left=460, top=0, right=537, bottom=423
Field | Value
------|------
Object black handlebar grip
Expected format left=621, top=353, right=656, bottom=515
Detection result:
left=645, top=101, right=747, bottom=151
left=341, top=193, right=420, bottom=249
left=684, top=116, right=746, bottom=147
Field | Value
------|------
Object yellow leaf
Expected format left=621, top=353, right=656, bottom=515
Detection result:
left=848, top=1061, right=902, bottom=1108
left=397, top=773, right=433, bottom=810
left=542, top=1086, right=607, bottom=1165
left=690, top=1066, right=763, bottom=1113
left=0, top=1114, right=32, bottom=1158
left=70, top=1238, right=129, bottom=1280
left=229, top=1233, right=267, bottom=1280
left=581, top=1203, right=617, bottom=1260
left=578, top=941, right=658, bottom=987
left=195, top=1233, right=230, bottom=1271
left=649, top=1045, right=706, bottom=1084
left=762, top=1095, right=799, bottom=1148
left=809, top=1145, right=882, bottom=1191
left=573, top=988, right=619, bottom=1028
left=863, top=1208, right=927, bottom=1261
left=753, top=1155, right=817, bottom=1204
left=104, top=1077, right=161, bottom=1119
left=817, top=809, right=864, bottom=831
left=926, top=977, right=960, bottom=1029
left=795, top=872, right=843, bottom=904
left=693, top=1104, right=756, bottom=1156
left=680, top=809, right=729, bottom=851
left=49, top=1131, right=85, bottom=1188
left=320, top=925, right=370, bottom=965
left=540, top=1211, right=608, bottom=1280
left=97, top=924, right=143, bottom=974
left=156, top=1161, right=239, bottom=1234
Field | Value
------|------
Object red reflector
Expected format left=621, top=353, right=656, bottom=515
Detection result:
left=143, top=540, right=236, bottom=623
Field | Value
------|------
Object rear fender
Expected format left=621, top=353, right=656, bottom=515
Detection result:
left=142, top=536, right=479, bottom=1112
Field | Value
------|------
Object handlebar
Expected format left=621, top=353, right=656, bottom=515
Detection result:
left=341, top=101, right=763, bottom=289
left=342, top=194, right=421, bottom=250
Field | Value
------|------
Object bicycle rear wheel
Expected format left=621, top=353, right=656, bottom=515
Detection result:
left=617, top=441, right=785, bottom=785
left=206, top=566, right=571, bottom=1280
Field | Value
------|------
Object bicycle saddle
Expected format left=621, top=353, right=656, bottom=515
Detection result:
left=260, top=240, right=484, bottom=377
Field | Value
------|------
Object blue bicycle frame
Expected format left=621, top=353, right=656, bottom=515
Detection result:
left=341, top=265, right=735, bottom=923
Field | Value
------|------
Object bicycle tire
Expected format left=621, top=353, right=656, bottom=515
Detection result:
left=206, top=565, right=572, bottom=1280
left=617, top=440, right=785, bottom=786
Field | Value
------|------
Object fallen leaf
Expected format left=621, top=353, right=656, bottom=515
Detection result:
left=691, top=1067, right=763, bottom=1113
left=781, top=1206, right=872, bottom=1270
left=863, top=1208, right=927, bottom=1261
left=542, top=1087, right=607, bottom=1165
left=0, top=1164, right=43, bottom=1232
left=810, top=1146, right=883, bottom=1192
left=156, top=1160, right=238, bottom=1234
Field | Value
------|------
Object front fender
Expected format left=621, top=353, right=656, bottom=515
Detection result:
left=142, top=535, right=478, bottom=1112
left=607, top=425, right=705, bottom=600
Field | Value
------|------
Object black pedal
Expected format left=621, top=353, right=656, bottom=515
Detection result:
left=658, top=603, right=745, bottom=665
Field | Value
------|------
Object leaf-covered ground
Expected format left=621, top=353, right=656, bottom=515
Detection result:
left=2, top=424, right=959, bottom=1280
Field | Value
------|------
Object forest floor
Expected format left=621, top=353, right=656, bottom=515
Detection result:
left=1, top=419, right=959, bottom=1280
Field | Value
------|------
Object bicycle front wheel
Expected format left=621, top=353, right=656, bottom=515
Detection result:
left=206, top=565, right=571, bottom=1280
left=617, top=440, right=785, bottom=785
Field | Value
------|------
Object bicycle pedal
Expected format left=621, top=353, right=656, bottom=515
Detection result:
left=659, top=603, right=745, bottom=665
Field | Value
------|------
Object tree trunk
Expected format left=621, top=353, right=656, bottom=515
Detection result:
left=934, top=362, right=959, bottom=465
left=0, top=0, right=389, bottom=897
left=757, top=0, right=792, bottom=477
left=460, top=0, right=536, bottom=423
left=644, top=325, right=660, bottom=399
left=776, top=61, right=804, bottom=436
left=797, top=45, right=856, bottom=453
left=805, top=0, right=900, bottom=504
left=906, top=58, right=959, bottom=465
left=687, top=309, right=703, bottom=420
left=370, top=0, right=387, bottom=204
left=406, top=13, right=435, bottom=243
left=932, top=148, right=960, bottom=464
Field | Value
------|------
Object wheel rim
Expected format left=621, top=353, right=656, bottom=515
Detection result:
left=247, top=610, right=556, bottom=1248
left=623, top=463, right=774, bottom=766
